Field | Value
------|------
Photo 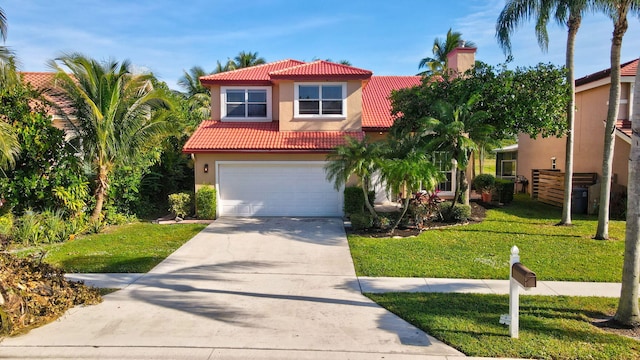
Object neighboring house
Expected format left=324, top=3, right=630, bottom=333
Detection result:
left=493, top=143, right=518, bottom=180
left=517, top=59, right=636, bottom=193
left=183, top=47, right=476, bottom=217
left=19, top=72, right=78, bottom=140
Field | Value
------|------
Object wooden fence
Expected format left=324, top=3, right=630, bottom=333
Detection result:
left=532, top=169, right=597, bottom=207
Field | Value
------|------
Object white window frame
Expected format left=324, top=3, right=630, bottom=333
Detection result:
left=294, top=82, right=347, bottom=119
left=500, top=159, right=517, bottom=179
left=220, top=86, right=272, bottom=122
left=430, top=151, right=456, bottom=196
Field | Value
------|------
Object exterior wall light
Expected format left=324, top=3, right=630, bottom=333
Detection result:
left=204, top=163, right=209, bottom=173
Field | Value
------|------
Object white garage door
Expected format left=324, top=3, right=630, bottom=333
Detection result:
left=218, top=162, right=343, bottom=217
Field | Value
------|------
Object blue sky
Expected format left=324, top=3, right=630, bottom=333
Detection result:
left=3, top=0, right=639, bottom=90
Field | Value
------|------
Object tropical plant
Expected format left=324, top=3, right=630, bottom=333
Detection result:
left=418, top=28, right=475, bottom=77
left=177, top=66, right=211, bottom=120
left=49, top=53, right=173, bottom=220
left=595, top=0, right=640, bottom=239
left=325, top=136, right=380, bottom=223
left=422, top=97, right=491, bottom=207
left=497, top=0, right=591, bottom=226
left=614, top=50, right=640, bottom=326
left=232, top=51, right=266, bottom=69
left=0, top=5, right=11, bottom=64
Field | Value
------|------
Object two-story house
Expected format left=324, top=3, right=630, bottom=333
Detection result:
left=183, top=48, right=477, bottom=217
left=517, top=59, right=636, bottom=194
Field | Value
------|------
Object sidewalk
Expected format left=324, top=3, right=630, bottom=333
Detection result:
left=66, top=273, right=622, bottom=297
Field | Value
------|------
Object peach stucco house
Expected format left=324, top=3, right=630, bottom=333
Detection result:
left=517, top=59, right=636, bottom=194
left=182, top=48, right=478, bottom=217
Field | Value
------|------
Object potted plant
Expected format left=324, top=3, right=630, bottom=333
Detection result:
left=473, top=174, right=495, bottom=203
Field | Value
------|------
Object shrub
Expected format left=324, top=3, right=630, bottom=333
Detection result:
left=494, top=179, right=515, bottom=204
left=350, top=212, right=373, bottom=230
left=86, top=218, right=105, bottom=234
left=344, top=186, right=375, bottom=216
left=40, top=209, right=68, bottom=243
left=106, top=212, right=137, bottom=226
left=13, top=210, right=43, bottom=246
left=0, top=212, right=14, bottom=237
left=472, top=174, right=495, bottom=193
left=168, top=192, right=194, bottom=218
left=196, top=185, right=216, bottom=219
left=439, top=202, right=472, bottom=223
left=66, top=214, right=88, bottom=238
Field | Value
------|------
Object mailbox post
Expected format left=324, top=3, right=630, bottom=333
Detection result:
left=509, top=245, right=536, bottom=338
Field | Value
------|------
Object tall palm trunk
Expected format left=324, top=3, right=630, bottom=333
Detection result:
left=614, top=58, right=640, bottom=326
left=361, top=176, right=379, bottom=222
left=91, top=165, right=108, bottom=220
left=560, top=14, right=581, bottom=226
left=596, top=11, right=628, bottom=240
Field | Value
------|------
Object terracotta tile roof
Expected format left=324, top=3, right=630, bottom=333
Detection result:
left=362, top=76, right=422, bottom=130
left=575, top=58, right=638, bottom=87
left=616, top=119, right=632, bottom=138
left=20, top=72, right=75, bottom=117
left=183, top=121, right=364, bottom=152
left=269, top=60, right=372, bottom=80
left=199, top=59, right=305, bottom=85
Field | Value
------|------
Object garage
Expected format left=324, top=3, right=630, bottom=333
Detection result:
left=217, top=162, right=343, bottom=217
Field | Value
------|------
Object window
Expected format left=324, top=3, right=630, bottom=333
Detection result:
left=431, top=152, right=454, bottom=193
left=294, top=83, right=346, bottom=117
left=221, top=87, right=271, bottom=121
left=501, top=160, right=517, bottom=178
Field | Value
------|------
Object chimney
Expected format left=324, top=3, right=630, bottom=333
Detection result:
left=447, top=45, right=477, bottom=75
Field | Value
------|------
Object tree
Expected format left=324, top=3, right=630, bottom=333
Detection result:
left=379, top=134, right=442, bottom=233
left=613, top=58, right=640, bottom=327
left=418, top=28, right=476, bottom=76
left=49, top=54, right=173, bottom=220
left=595, top=0, right=639, bottom=239
left=0, top=5, right=10, bottom=63
left=422, top=97, right=490, bottom=207
left=178, top=66, right=212, bottom=120
left=497, top=0, right=591, bottom=226
left=232, top=51, right=266, bottom=69
left=325, top=136, right=380, bottom=223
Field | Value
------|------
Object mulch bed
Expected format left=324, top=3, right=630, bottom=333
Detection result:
left=348, top=201, right=488, bottom=238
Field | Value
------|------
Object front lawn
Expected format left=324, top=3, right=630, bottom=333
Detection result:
left=16, top=222, right=206, bottom=273
left=349, top=195, right=626, bottom=282
left=368, top=292, right=639, bottom=360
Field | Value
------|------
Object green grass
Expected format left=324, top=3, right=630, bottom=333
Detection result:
left=19, top=222, right=206, bottom=273
left=349, top=195, right=626, bottom=281
left=368, top=292, right=639, bottom=360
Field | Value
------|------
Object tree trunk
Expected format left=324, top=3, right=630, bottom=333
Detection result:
left=389, top=195, right=411, bottom=234
left=361, top=177, right=379, bottom=222
left=91, top=165, right=108, bottom=221
left=614, top=55, right=640, bottom=327
left=559, top=14, right=580, bottom=226
left=596, top=13, right=628, bottom=240
left=471, top=151, right=477, bottom=179
left=479, top=147, right=485, bottom=175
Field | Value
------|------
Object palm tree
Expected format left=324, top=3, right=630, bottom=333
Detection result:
left=214, top=59, right=235, bottom=73
left=614, top=57, right=640, bottom=327
left=49, top=53, right=173, bottom=220
left=0, top=121, right=19, bottom=171
left=379, top=135, right=442, bottom=233
left=497, top=0, right=591, bottom=226
left=233, top=51, right=266, bottom=69
left=595, top=0, right=640, bottom=239
left=0, top=6, right=14, bottom=69
left=422, top=97, right=490, bottom=208
left=178, top=66, right=212, bottom=120
left=325, top=136, right=380, bottom=223
left=418, top=28, right=475, bottom=77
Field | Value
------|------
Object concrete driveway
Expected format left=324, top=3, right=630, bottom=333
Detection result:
left=1, top=217, right=463, bottom=359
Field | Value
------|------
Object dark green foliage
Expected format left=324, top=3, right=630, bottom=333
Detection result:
left=168, top=192, right=194, bottom=218
left=472, top=174, right=495, bottom=192
left=344, top=186, right=375, bottom=216
left=439, top=202, right=471, bottom=223
left=494, top=179, right=515, bottom=204
left=350, top=212, right=373, bottom=230
left=196, top=186, right=216, bottom=219
left=391, top=61, right=569, bottom=141
left=0, top=83, right=87, bottom=214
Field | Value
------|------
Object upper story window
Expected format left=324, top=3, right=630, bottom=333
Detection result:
left=221, top=86, right=272, bottom=121
left=294, top=83, right=346, bottom=118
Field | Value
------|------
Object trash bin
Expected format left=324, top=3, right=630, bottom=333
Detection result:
left=571, top=187, right=588, bottom=214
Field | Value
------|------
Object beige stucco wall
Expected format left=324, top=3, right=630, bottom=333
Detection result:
left=209, top=86, right=221, bottom=121
left=517, top=81, right=631, bottom=192
left=278, top=80, right=363, bottom=131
